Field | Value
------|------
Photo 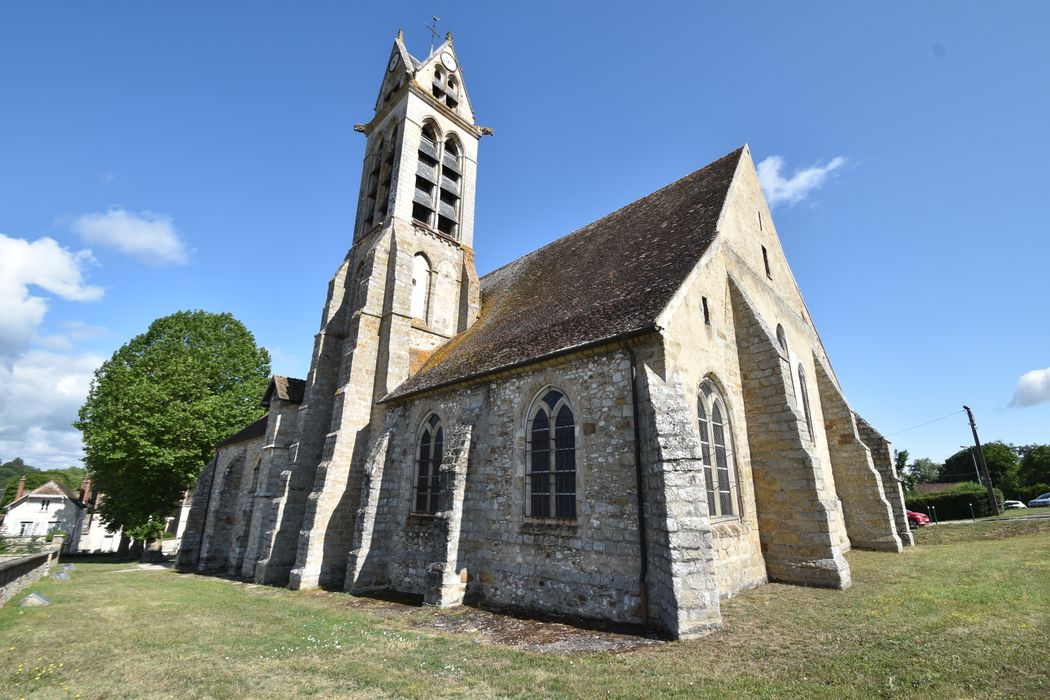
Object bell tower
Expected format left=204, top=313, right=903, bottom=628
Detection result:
left=258, top=31, right=485, bottom=591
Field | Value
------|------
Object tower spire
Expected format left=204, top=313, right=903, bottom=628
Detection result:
left=426, top=16, right=440, bottom=54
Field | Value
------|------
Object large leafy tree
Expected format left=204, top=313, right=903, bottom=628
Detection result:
left=1018, top=444, right=1050, bottom=488
left=941, top=441, right=1020, bottom=492
left=907, top=458, right=942, bottom=485
left=75, top=311, right=270, bottom=533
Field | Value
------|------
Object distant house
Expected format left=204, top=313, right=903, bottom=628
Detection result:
left=1, top=476, right=122, bottom=553
left=2, top=478, right=85, bottom=551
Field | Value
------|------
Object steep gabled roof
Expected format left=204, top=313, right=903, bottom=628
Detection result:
left=4, top=479, right=85, bottom=511
left=385, top=147, right=744, bottom=401
left=262, top=375, right=306, bottom=406
left=217, top=415, right=268, bottom=448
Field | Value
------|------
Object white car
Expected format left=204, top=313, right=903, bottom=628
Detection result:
left=1028, top=493, right=1050, bottom=508
left=1004, top=500, right=1027, bottom=509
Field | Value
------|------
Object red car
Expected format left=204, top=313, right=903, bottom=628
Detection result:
left=907, top=511, right=931, bottom=527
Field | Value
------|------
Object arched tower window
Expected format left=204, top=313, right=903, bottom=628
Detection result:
left=527, top=388, right=576, bottom=519
left=437, top=138, right=460, bottom=237
left=698, top=380, right=738, bottom=518
left=375, top=124, right=398, bottom=222
left=410, top=253, right=432, bottom=321
left=414, top=413, right=444, bottom=514
left=798, top=363, right=814, bottom=439
left=363, top=137, right=384, bottom=226
left=432, top=66, right=459, bottom=109
left=413, top=123, right=462, bottom=240
left=414, top=123, right=439, bottom=227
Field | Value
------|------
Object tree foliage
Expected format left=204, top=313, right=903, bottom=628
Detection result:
left=907, top=458, right=942, bottom=485
left=1018, top=444, right=1050, bottom=489
left=941, top=441, right=1019, bottom=492
left=75, top=311, right=270, bottom=533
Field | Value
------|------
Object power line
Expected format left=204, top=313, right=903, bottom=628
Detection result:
left=886, top=409, right=965, bottom=437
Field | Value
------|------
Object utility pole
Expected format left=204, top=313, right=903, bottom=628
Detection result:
left=963, top=405, right=1000, bottom=516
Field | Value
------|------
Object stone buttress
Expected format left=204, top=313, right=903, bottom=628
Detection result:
left=729, top=279, right=851, bottom=589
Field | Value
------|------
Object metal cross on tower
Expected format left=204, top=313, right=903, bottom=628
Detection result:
left=426, top=16, right=440, bottom=54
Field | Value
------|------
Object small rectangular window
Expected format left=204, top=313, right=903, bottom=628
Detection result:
left=762, top=246, right=772, bottom=279
left=702, top=296, right=710, bottom=325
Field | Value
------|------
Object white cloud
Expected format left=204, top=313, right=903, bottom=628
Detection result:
left=0, top=233, right=103, bottom=362
left=757, top=155, right=847, bottom=207
left=0, top=350, right=105, bottom=468
left=70, top=208, right=188, bottom=266
left=1010, top=367, right=1050, bottom=408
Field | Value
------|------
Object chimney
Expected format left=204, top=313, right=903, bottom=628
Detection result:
left=80, top=477, right=92, bottom=504
left=15, top=475, right=26, bottom=501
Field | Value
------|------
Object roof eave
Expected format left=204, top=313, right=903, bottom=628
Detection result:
left=380, top=325, right=661, bottom=404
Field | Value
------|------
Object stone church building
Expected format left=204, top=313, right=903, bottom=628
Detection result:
left=177, top=32, right=912, bottom=639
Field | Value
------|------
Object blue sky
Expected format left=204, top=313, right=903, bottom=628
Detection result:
left=1, top=1, right=1047, bottom=469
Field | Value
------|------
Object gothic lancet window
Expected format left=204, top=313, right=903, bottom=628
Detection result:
left=413, top=122, right=462, bottom=239
left=413, top=123, right=439, bottom=227
left=363, top=137, right=384, bottom=225
left=375, top=124, right=398, bottom=222
left=437, top=138, right=460, bottom=237
left=410, top=253, right=432, bottom=321
left=527, top=388, right=577, bottom=519
left=414, top=414, right=444, bottom=514
left=798, top=363, right=814, bottom=439
left=698, top=380, right=738, bottom=518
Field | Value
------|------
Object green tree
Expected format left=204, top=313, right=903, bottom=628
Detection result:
left=907, top=458, right=942, bottom=484
left=1018, top=444, right=1050, bottom=488
left=74, top=310, right=270, bottom=536
left=941, top=441, right=1020, bottom=493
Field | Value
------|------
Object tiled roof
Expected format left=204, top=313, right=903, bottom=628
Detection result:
left=263, top=375, right=306, bottom=405
left=217, top=415, right=268, bottom=448
left=385, top=147, right=744, bottom=400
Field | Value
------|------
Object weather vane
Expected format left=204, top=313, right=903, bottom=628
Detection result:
left=426, top=16, right=440, bottom=54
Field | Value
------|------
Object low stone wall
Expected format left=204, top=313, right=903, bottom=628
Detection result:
left=0, top=550, right=57, bottom=606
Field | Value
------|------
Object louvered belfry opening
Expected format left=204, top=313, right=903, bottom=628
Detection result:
left=431, top=66, right=459, bottom=109
left=413, top=122, right=460, bottom=239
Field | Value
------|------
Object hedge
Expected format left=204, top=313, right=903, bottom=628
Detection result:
left=905, top=482, right=1004, bottom=521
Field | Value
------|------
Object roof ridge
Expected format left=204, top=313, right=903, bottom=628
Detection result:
left=480, top=146, right=745, bottom=283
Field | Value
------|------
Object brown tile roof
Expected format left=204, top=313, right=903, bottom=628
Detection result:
left=263, top=375, right=306, bottom=406
left=217, top=415, right=268, bottom=448
left=5, top=480, right=85, bottom=510
left=385, top=147, right=744, bottom=401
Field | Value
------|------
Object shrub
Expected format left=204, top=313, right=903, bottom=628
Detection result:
left=1017, top=483, right=1050, bottom=503
left=905, top=481, right=1004, bottom=520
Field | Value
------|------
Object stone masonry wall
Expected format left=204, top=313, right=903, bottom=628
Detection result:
left=377, top=348, right=646, bottom=625
left=636, top=365, right=723, bottom=638
left=813, top=360, right=902, bottom=552
left=729, top=279, right=851, bottom=589
left=856, top=415, right=914, bottom=547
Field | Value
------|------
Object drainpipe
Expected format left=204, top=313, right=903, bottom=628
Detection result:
left=623, top=340, right=649, bottom=627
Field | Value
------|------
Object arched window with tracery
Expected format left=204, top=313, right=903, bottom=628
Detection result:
left=437, top=138, right=460, bottom=237
left=776, top=323, right=797, bottom=397
left=698, top=380, right=738, bottom=518
left=797, top=363, right=814, bottom=439
left=363, top=137, right=384, bottom=226
left=413, top=122, right=461, bottom=239
left=410, top=253, right=432, bottom=321
left=414, top=413, right=444, bottom=514
left=527, top=388, right=576, bottom=519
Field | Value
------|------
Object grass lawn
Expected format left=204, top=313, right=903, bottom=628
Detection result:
left=2, top=520, right=1048, bottom=699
